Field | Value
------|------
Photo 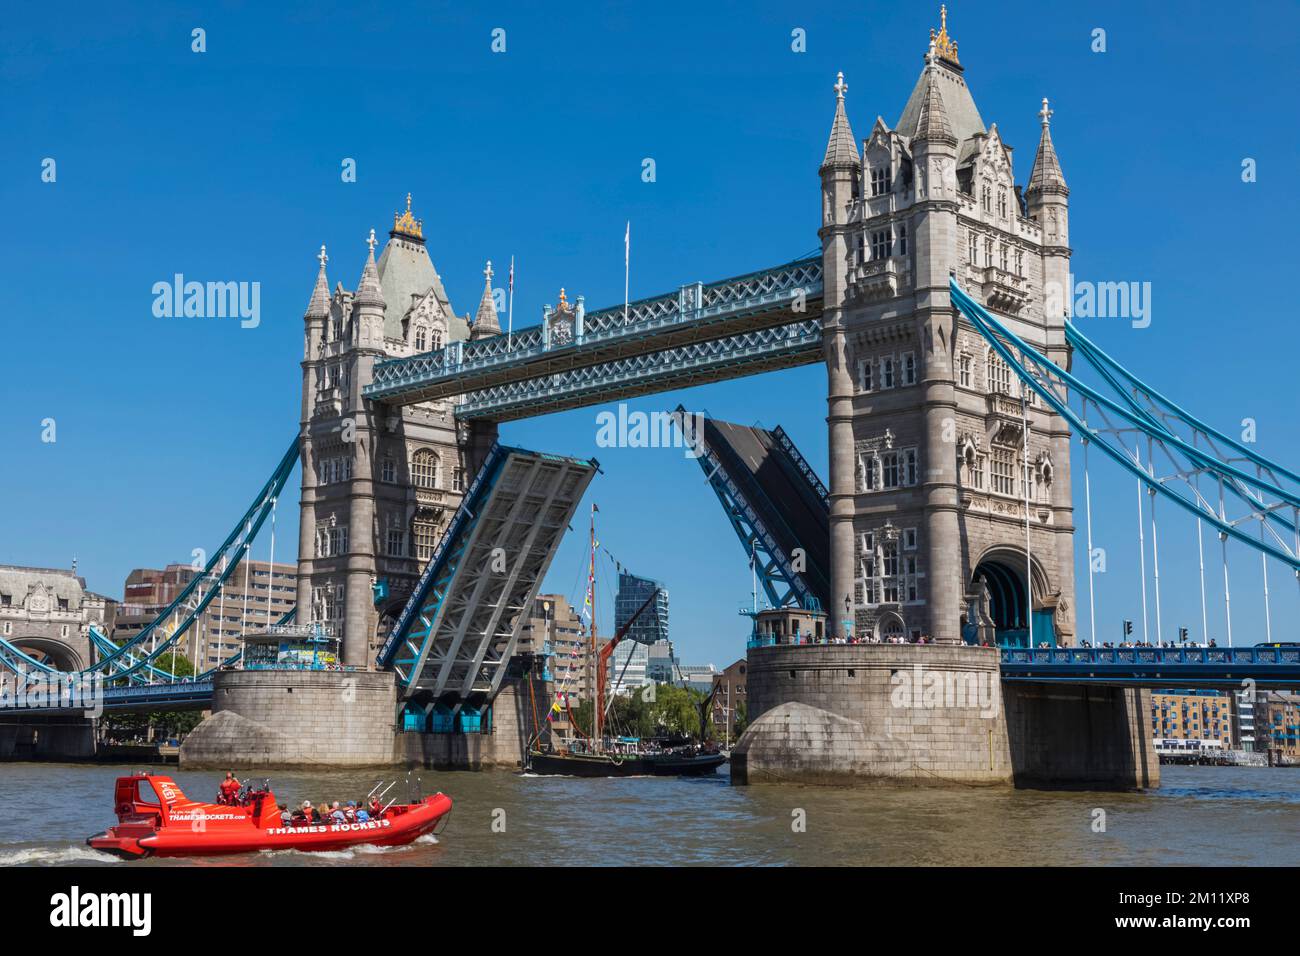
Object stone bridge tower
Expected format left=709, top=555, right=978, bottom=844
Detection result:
left=296, top=197, right=498, bottom=667
left=821, top=9, right=1076, bottom=647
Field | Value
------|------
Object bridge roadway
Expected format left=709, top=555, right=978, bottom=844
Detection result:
left=362, top=255, right=825, bottom=420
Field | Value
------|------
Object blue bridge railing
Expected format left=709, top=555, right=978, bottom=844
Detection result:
left=1000, top=645, right=1300, bottom=686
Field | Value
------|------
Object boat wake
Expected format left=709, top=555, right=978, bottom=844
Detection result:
left=0, top=844, right=122, bottom=866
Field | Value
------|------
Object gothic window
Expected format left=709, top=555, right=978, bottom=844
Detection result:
left=904, top=556, right=920, bottom=602
left=981, top=183, right=991, bottom=212
left=858, top=360, right=873, bottom=392
left=411, top=449, right=440, bottom=489
left=991, top=449, right=1016, bottom=496
left=870, top=167, right=892, bottom=196
left=967, top=231, right=978, bottom=265
left=453, top=467, right=466, bottom=492
left=903, top=527, right=917, bottom=550
left=998, top=188, right=1008, bottom=219
left=896, top=223, right=908, bottom=256
left=987, top=351, right=1013, bottom=395
left=881, top=452, right=899, bottom=489
left=860, top=453, right=878, bottom=492
left=902, top=352, right=917, bottom=386
left=959, top=353, right=972, bottom=388
left=413, top=512, right=440, bottom=561
left=414, top=326, right=428, bottom=351
left=860, top=532, right=877, bottom=605
left=386, top=528, right=407, bottom=558
left=855, top=233, right=865, bottom=264
left=881, top=543, right=900, bottom=603
left=999, top=244, right=1009, bottom=272
left=312, top=585, right=341, bottom=624
left=380, top=457, right=396, bottom=483
left=431, top=329, right=443, bottom=350
left=904, top=448, right=918, bottom=486
left=983, top=238, right=993, bottom=268
left=870, top=229, right=891, bottom=261
left=331, top=315, right=341, bottom=341
left=1015, top=249, right=1024, bottom=276
left=881, top=357, right=895, bottom=389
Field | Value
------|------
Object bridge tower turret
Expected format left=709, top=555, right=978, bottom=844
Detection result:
left=296, top=245, right=331, bottom=639
left=1026, top=98, right=1076, bottom=643
left=820, top=70, right=861, bottom=638
left=910, top=44, right=964, bottom=644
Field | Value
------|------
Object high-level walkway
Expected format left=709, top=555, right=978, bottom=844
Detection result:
left=362, top=256, right=824, bottom=420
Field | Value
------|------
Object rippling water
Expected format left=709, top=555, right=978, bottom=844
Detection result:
left=2, top=763, right=1297, bottom=866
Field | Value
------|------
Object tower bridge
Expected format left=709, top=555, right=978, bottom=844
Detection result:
left=3, top=8, right=1298, bottom=784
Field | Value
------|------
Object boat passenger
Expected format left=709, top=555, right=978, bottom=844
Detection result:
left=368, top=796, right=383, bottom=818
left=343, top=802, right=358, bottom=823
left=356, top=806, right=370, bottom=822
left=316, top=803, right=329, bottom=823
left=279, top=804, right=293, bottom=826
left=218, top=772, right=241, bottom=805
left=330, top=801, right=347, bottom=824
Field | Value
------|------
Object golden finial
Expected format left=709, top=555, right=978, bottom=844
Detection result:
left=929, top=4, right=960, bottom=65
left=557, top=287, right=569, bottom=311
left=391, top=193, right=424, bottom=240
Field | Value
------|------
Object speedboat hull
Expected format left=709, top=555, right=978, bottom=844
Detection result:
left=86, top=774, right=452, bottom=858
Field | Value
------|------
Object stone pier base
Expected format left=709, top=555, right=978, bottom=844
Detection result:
left=732, top=644, right=1158, bottom=790
left=180, top=670, right=397, bottom=768
left=179, top=669, right=541, bottom=770
left=733, top=644, right=1012, bottom=786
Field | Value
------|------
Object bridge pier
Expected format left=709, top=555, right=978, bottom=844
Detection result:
left=733, top=644, right=1157, bottom=790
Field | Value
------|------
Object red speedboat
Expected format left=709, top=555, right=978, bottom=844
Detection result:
left=87, top=773, right=452, bottom=859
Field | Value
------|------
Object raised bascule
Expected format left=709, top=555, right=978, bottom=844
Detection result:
left=3, top=9, right=1298, bottom=786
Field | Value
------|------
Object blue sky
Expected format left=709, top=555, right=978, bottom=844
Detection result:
left=2, top=1, right=1297, bottom=664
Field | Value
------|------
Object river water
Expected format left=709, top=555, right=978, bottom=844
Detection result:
left=2, top=763, right=1296, bottom=866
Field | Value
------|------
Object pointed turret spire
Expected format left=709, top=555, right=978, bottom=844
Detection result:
left=1027, top=97, right=1068, bottom=195
left=356, top=228, right=385, bottom=306
left=914, top=53, right=955, bottom=145
left=471, top=260, right=501, bottom=339
left=821, top=71, right=860, bottom=170
left=305, top=244, right=330, bottom=317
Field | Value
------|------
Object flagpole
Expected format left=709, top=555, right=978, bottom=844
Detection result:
left=623, top=221, right=630, bottom=325
left=507, top=256, right=515, bottom=350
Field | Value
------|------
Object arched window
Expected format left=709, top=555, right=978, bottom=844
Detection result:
left=414, top=326, right=428, bottom=351
left=412, top=511, right=441, bottom=561
left=411, top=449, right=440, bottom=489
